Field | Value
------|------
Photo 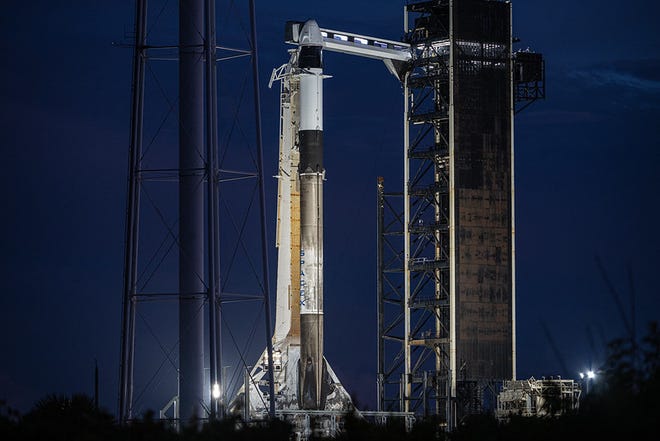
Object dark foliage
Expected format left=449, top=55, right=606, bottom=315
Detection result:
left=325, top=412, right=409, bottom=441
left=449, top=321, right=660, bottom=441
left=0, top=401, right=20, bottom=441
left=2, top=322, right=659, bottom=440
left=20, top=394, right=116, bottom=441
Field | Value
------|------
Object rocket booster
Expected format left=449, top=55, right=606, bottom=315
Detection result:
left=297, top=20, right=328, bottom=410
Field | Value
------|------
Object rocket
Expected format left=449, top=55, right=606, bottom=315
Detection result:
left=232, top=19, right=354, bottom=416
left=235, top=18, right=409, bottom=416
left=296, top=20, right=328, bottom=410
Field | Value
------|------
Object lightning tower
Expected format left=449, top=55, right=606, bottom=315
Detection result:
left=118, top=0, right=275, bottom=425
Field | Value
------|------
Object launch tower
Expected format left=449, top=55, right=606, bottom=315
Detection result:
left=377, top=0, right=544, bottom=427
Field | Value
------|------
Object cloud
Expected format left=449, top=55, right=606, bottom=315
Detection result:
left=570, top=59, right=660, bottom=92
left=518, top=109, right=605, bottom=125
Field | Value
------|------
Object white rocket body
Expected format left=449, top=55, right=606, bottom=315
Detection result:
left=232, top=20, right=352, bottom=416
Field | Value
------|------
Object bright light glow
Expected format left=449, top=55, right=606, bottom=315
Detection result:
left=212, top=382, right=221, bottom=399
left=579, top=372, right=585, bottom=379
left=321, top=31, right=328, bottom=38
left=587, top=370, right=596, bottom=379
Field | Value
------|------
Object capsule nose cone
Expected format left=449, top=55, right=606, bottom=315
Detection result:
left=299, top=20, right=323, bottom=47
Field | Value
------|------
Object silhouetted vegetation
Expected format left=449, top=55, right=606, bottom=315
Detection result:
left=0, top=396, right=292, bottom=441
left=450, top=320, right=660, bottom=441
left=2, top=322, right=659, bottom=440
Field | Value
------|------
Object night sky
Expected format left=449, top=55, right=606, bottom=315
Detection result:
left=2, top=0, right=659, bottom=416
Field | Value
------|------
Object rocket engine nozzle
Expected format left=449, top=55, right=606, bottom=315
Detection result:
left=298, top=356, right=331, bottom=410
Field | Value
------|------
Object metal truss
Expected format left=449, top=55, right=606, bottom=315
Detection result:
left=514, top=51, right=546, bottom=113
left=402, top=30, right=453, bottom=422
left=118, top=0, right=274, bottom=424
left=377, top=177, right=405, bottom=413
left=378, top=3, right=453, bottom=424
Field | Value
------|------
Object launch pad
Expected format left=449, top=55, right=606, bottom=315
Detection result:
left=118, top=0, right=544, bottom=437
left=235, top=1, right=543, bottom=433
left=228, top=20, right=416, bottom=436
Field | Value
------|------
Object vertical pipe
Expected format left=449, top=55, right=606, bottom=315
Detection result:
left=433, top=74, right=442, bottom=417
left=179, top=0, right=205, bottom=423
left=448, top=0, right=457, bottom=429
left=204, top=0, right=220, bottom=419
left=249, top=0, right=276, bottom=418
left=509, top=1, right=517, bottom=382
left=400, top=372, right=406, bottom=412
left=244, top=367, right=251, bottom=421
left=402, top=2, right=411, bottom=416
left=403, top=4, right=408, bottom=34
left=119, top=0, right=147, bottom=424
left=422, top=370, right=428, bottom=417
left=211, top=40, right=222, bottom=409
left=127, top=302, right=137, bottom=418
left=210, top=1, right=222, bottom=408
left=401, top=51, right=411, bottom=390
left=402, top=69, right=411, bottom=413
left=376, top=177, right=385, bottom=412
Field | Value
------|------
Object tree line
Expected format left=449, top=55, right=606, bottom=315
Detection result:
left=2, top=321, right=658, bottom=440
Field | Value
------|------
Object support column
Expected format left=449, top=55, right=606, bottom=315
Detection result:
left=179, top=0, right=205, bottom=423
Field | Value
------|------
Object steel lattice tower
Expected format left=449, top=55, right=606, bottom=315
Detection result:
left=377, top=0, right=544, bottom=427
left=118, top=0, right=275, bottom=424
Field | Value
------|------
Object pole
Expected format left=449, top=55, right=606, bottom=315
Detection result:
left=205, top=0, right=220, bottom=420
left=95, top=359, right=99, bottom=410
left=448, top=0, right=457, bottom=429
left=119, top=0, right=147, bottom=424
left=244, top=367, right=251, bottom=422
left=179, top=0, right=205, bottom=423
left=249, top=0, right=276, bottom=418
left=377, top=177, right=385, bottom=412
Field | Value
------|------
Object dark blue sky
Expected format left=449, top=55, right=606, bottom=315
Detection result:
left=1, top=0, right=659, bottom=414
